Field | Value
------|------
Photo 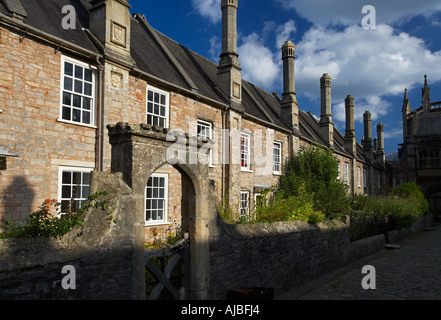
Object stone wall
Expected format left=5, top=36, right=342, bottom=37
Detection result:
left=0, top=171, right=145, bottom=300
left=208, top=217, right=351, bottom=299
left=208, top=213, right=435, bottom=299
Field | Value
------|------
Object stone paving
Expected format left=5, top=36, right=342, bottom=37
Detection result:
left=283, top=226, right=441, bottom=300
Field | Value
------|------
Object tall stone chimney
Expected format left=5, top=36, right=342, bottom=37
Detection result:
left=281, top=40, right=299, bottom=133
left=376, top=122, right=385, bottom=166
left=344, top=95, right=356, bottom=155
left=319, top=73, right=334, bottom=147
left=217, top=0, right=243, bottom=111
left=362, top=111, right=373, bottom=160
left=89, top=0, right=135, bottom=66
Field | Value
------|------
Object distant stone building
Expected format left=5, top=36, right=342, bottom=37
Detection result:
left=0, top=0, right=391, bottom=241
left=395, top=75, right=441, bottom=214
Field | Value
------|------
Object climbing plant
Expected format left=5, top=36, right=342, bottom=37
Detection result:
left=0, top=191, right=112, bottom=239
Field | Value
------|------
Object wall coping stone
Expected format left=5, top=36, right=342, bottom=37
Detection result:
left=218, top=216, right=349, bottom=240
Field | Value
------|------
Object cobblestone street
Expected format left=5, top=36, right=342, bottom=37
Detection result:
left=281, top=225, right=441, bottom=300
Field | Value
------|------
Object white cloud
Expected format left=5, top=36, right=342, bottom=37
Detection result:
left=274, top=0, right=441, bottom=28
left=191, top=0, right=221, bottom=24
left=384, top=128, right=403, bottom=139
left=275, top=20, right=296, bottom=49
left=235, top=19, right=296, bottom=91
left=295, top=24, right=441, bottom=107
left=333, top=95, right=392, bottom=125
left=237, top=33, right=281, bottom=90
left=208, top=36, right=221, bottom=62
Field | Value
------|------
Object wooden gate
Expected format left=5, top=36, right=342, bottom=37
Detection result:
left=144, top=233, right=190, bottom=300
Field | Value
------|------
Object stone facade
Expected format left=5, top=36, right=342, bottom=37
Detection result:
left=0, top=0, right=395, bottom=300
left=395, top=76, right=441, bottom=214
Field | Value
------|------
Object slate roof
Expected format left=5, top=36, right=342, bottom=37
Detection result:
left=0, top=0, right=100, bottom=54
left=0, top=0, right=378, bottom=163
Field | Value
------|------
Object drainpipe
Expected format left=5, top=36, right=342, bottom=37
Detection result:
left=96, top=57, right=105, bottom=172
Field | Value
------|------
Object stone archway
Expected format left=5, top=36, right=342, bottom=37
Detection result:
left=107, top=123, right=215, bottom=299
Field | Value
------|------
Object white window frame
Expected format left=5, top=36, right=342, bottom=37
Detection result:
left=197, top=119, right=214, bottom=167
left=240, top=190, right=250, bottom=219
left=273, top=141, right=282, bottom=174
left=254, top=193, right=266, bottom=208
left=363, top=168, right=367, bottom=188
left=337, top=163, right=341, bottom=180
left=240, top=132, right=251, bottom=171
left=146, top=86, right=169, bottom=128
left=357, top=167, right=361, bottom=187
left=394, top=178, right=403, bottom=187
left=145, top=173, right=169, bottom=226
left=59, top=56, right=97, bottom=127
left=344, top=163, right=349, bottom=185
left=57, top=166, right=93, bottom=215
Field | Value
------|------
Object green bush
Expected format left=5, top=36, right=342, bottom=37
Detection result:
left=0, top=191, right=111, bottom=239
left=388, top=182, right=429, bottom=215
left=0, top=200, right=80, bottom=239
left=279, top=145, right=350, bottom=218
left=350, top=194, right=372, bottom=211
left=348, top=183, right=430, bottom=234
left=253, top=187, right=325, bottom=224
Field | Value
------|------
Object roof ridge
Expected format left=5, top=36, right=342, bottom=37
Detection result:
left=2, top=0, right=27, bottom=19
left=135, top=13, right=199, bottom=93
left=134, top=13, right=219, bottom=69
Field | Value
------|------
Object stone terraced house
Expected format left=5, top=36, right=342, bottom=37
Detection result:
left=0, top=0, right=392, bottom=242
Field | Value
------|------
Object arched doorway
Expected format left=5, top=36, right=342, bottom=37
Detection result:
left=108, top=123, right=214, bottom=299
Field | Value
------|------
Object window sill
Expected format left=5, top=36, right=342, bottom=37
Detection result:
left=58, top=118, right=97, bottom=129
left=145, top=221, right=169, bottom=227
left=241, top=168, right=253, bottom=173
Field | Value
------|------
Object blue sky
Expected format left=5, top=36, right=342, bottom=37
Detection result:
left=129, top=0, right=441, bottom=154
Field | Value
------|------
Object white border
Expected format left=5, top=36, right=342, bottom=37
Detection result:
left=240, top=190, right=250, bottom=218
left=273, top=141, right=282, bottom=175
left=144, top=173, right=169, bottom=226
left=197, top=119, right=214, bottom=167
left=240, top=132, right=251, bottom=171
left=57, top=165, right=94, bottom=215
left=146, top=85, right=170, bottom=129
left=59, top=55, right=97, bottom=128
